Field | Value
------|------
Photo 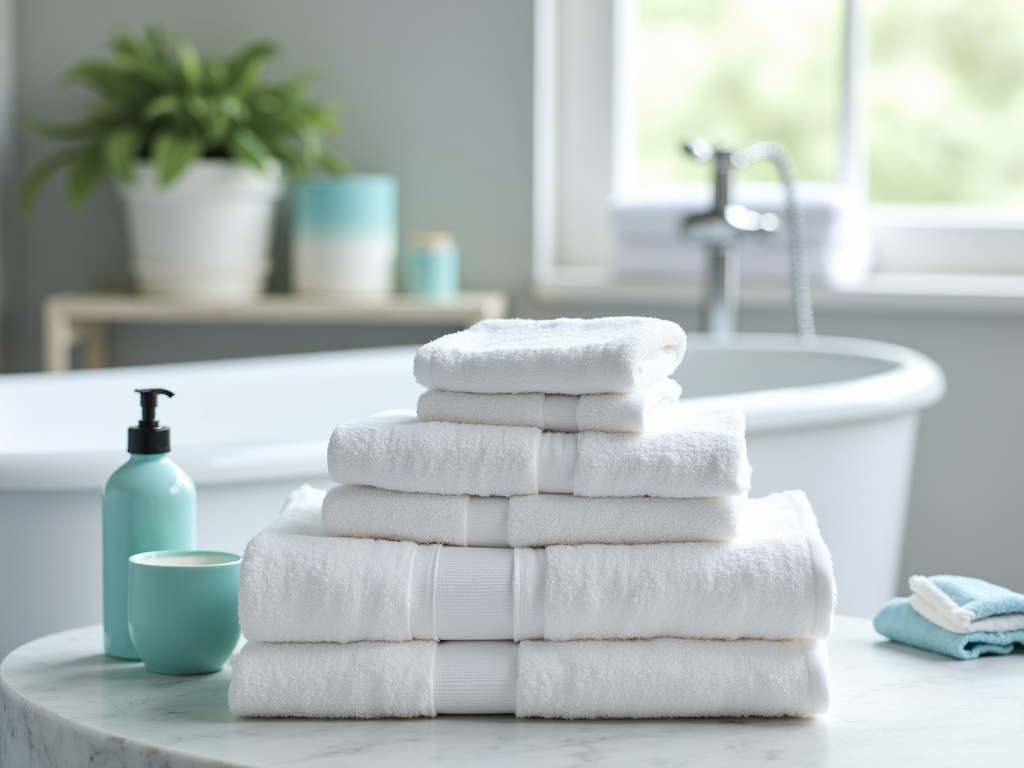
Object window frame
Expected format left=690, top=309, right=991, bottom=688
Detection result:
left=533, top=0, right=1024, bottom=294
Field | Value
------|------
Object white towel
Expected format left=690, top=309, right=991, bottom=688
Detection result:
left=417, top=377, right=682, bottom=433
left=240, top=490, right=833, bottom=643
left=237, top=486, right=441, bottom=643
left=413, top=317, right=686, bottom=395
left=228, top=637, right=829, bottom=719
left=229, top=640, right=437, bottom=719
left=327, top=409, right=750, bottom=498
left=319, top=484, right=740, bottom=546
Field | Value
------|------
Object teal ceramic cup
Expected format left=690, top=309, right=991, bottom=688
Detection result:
left=128, top=550, right=241, bottom=675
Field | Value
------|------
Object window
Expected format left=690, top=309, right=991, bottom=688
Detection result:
left=534, top=0, right=1024, bottom=291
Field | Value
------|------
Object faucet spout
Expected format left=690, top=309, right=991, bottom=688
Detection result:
left=681, top=138, right=816, bottom=346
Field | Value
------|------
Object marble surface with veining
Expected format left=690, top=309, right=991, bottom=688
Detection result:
left=2, top=616, right=1023, bottom=768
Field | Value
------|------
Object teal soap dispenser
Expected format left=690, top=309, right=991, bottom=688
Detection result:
left=102, top=388, right=196, bottom=659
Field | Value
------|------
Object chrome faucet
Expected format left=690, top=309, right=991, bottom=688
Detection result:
left=682, top=138, right=816, bottom=346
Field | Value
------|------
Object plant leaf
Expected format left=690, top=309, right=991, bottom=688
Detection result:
left=67, top=148, right=106, bottom=208
left=230, top=41, right=278, bottom=91
left=227, top=128, right=270, bottom=169
left=172, top=34, right=204, bottom=89
left=320, top=151, right=348, bottom=175
left=24, top=116, right=104, bottom=141
left=152, top=131, right=203, bottom=185
left=103, top=126, right=142, bottom=182
left=19, top=147, right=86, bottom=215
left=64, top=62, right=143, bottom=103
left=142, top=93, right=180, bottom=120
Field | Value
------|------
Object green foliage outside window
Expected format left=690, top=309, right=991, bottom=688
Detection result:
left=635, top=0, right=1024, bottom=205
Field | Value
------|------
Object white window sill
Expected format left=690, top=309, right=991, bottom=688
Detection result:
left=532, top=267, right=1024, bottom=316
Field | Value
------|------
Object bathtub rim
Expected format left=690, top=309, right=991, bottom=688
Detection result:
left=0, top=334, right=945, bottom=491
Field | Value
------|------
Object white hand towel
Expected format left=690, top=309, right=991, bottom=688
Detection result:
left=228, top=637, right=829, bottom=719
left=416, top=377, right=682, bottom=433
left=320, top=484, right=740, bottom=546
left=413, top=316, right=686, bottom=395
left=242, top=490, right=832, bottom=643
left=327, top=409, right=750, bottom=498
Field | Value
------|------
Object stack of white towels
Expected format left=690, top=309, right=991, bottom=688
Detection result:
left=229, top=317, right=836, bottom=720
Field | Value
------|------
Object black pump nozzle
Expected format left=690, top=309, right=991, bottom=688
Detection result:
left=128, top=389, right=174, bottom=454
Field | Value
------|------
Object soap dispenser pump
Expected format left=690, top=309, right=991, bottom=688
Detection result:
left=102, top=388, right=196, bottom=660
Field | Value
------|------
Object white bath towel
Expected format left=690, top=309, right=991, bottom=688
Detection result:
left=238, top=486, right=441, bottom=643
left=416, top=377, right=682, bottom=433
left=413, top=317, right=686, bottom=395
left=536, top=490, right=835, bottom=642
left=319, top=484, right=740, bottom=546
left=229, top=640, right=437, bottom=719
left=241, top=490, right=833, bottom=643
left=228, top=637, right=829, bottom=719
left=327, top=408, right=750, bottom=498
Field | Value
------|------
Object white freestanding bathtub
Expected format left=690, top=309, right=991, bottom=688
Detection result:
left=0, top=334, right=944, bottom=659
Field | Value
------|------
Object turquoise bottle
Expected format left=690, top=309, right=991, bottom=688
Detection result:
left=102, top=389, right=196, bottom=659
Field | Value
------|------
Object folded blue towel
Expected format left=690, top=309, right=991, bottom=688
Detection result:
left=909, top=574, right=1024, bottom=633
left=874, top=598, right=1024, bottom=660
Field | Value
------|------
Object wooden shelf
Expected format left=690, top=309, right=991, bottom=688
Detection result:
left=42, top=291, right=509, bottom=371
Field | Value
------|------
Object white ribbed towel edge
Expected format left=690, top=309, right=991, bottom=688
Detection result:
left=239, top=488, right=833, bottom=643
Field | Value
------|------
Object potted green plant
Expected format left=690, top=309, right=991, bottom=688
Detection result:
left=22, top=27, right=345, bottom=301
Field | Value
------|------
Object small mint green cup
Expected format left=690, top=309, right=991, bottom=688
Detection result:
left=128, top=550, right=241, bottom=675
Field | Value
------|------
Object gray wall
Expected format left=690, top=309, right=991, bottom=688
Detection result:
left=1, top=0, right=1022, bottom=647
left=5, top=0, right=534, bottom=371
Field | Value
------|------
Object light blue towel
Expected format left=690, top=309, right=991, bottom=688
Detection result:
left=925, top=574, right=1024, bottom=620
left=874, top=598, right=1024, bottom=660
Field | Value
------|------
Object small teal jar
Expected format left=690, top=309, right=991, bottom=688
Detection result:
left=402, top=231, right=460, bottom=298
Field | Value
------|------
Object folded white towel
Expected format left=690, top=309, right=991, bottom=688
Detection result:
left=229, top=640, right=437, bottom=719
left=417, top=377, right=682, bottom=433
left=413, top=317, right=686, bottom=395
left=518, top=636, right=830, bottom=719
left=238, top=486, right=441, bottom=643
left=229, top=637, right=829, bottom=719
left=241, top=490, right=833, bottom=643
left=327, top=409, right=750, bottom=498
left=319, top=484, right=740, bottom=546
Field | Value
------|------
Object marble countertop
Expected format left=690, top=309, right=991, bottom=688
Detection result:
left=2, top=616, right=1022, bottom=767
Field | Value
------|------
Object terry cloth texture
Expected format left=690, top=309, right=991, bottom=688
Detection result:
left=319, top=484, right=741, bottom=547
left=241, top=491, right=833, bottom=643
left=327, top=409, right=750, bottom=498
left=228, top=637, right=829, bottom=719
left=874, top=598, right=1024, bottom=660
left=908, top=574, right=1024, bottom=634
left=413, top=317, right=686, bottom=395
left=416, top=377, right=683, bottom=433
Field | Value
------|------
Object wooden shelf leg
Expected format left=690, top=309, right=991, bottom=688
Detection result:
left=76, top=324, right=111, bottom=369
left=42, top=300, right=74, bottom=372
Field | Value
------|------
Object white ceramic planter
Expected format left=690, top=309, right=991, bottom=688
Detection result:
left=118, top=160, right=284, bottom=302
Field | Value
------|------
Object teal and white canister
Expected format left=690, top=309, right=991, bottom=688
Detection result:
left=402, top=231, right=460, bottom=297
left=290, top=174, right=398, bottom=295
